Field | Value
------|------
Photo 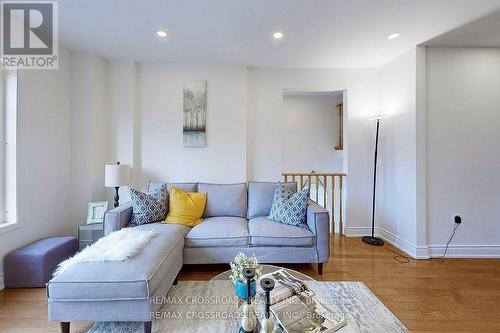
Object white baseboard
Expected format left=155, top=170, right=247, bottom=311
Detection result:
left=377, top=228, right=429, bottom=259
left=344, top=227, right=373, bottom=237
left=345, top=226, right=429, bottom=259
left=428, top=245, right=500, bottom=258
left=0, top=273, right=4, bottom=291
left=345, top=226, right=500, bottom=259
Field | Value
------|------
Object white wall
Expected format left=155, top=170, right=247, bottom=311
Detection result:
left=247, top=68, right=378, bottom=233
left=70, top=61, right=249, bottom=209
left=426, top=47, right=500, bottom=257
left=376, top=48, right=421, bottom=256
left=0, top=48, right=73, bottom=281
left=282, top=93, right=343, bottom=173
left=106, top=60, right=138, bottom=203
left=137, top=65, right=247, bottom=185
left=376, top=46, right=500, bottom=258
left=70, top=53, right=110, bottom=222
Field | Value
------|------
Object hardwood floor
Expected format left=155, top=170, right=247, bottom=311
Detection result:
left=1, top=236, right=499, bottom=332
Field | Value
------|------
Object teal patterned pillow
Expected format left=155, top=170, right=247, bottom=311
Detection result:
left=268, top=183, right=309, bottom=229
left=129, top=184, right=168, bottom=226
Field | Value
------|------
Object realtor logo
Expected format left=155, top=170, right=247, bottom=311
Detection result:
left=1, top=1, right=58, bottom=69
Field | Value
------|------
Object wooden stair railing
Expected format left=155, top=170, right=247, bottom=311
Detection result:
left=282, top=172, right=346, bottom=235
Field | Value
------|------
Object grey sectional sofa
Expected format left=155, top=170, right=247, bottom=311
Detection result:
left=47, top=181, right=330, bottom=333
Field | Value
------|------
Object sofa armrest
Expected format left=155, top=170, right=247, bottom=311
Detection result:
left=306, top=200, right=330, bottom=263
left=103, top=202, right=133, bottom=235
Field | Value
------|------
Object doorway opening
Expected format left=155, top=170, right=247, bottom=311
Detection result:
left=281, top=90, right=346, bottom=235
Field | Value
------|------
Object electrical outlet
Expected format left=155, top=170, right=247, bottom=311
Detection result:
left=454, top=215, right=462, bottom=224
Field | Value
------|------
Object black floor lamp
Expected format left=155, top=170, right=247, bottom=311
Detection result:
left=362, top=116, right=387, bottom=246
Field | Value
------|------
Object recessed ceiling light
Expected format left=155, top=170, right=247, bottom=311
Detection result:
left=156, top=29, right=168, bottom=38
left=387, top=32, right=400, bottom=40
left=273, top=31, right=283, bottom=39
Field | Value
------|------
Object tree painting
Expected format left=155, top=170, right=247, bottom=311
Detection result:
left=183, top=80, right=207, bottom=147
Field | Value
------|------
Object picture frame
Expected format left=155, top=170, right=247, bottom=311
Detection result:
left=183, top=80, right=207, bottom=147
left=87, top=201, right=109, bottom=224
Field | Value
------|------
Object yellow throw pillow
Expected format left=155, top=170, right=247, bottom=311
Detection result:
left=164, top=187, right=207, bottom=227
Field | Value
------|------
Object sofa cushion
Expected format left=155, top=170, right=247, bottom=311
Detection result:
left=165, top=187, right=207, bottom=227
left=268, top=184, right=310, bottom=229
left=248, top=217, right=315, bottom=247
left=185, top=217, right=249, bottom=247
left=148, top=182, right=197, bottom=193
left=129, top=185, right=168, bottom=226
left=247, top=182, right=297, bottom=219
left=198, top=183, right=247, bottom=218
left=47, top=223, right=190, bottom=301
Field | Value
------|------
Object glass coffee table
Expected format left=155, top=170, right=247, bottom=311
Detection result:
left=155, top=266, right=308, bottom=332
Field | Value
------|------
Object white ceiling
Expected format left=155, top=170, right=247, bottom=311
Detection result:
left=59, top=0, right=500, bottom=68
left=424, top=9, right=500, bottom=47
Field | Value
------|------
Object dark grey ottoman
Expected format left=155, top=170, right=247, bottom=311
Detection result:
left=4, top=236, right=78, bottom=288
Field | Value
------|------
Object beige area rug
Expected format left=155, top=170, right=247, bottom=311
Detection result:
left=89, top=280, right=409, bottom=333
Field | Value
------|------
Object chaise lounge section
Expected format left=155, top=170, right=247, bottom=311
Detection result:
left=47, top=181, right=330, bottom=333
left=47, top=222, right=189, bottom=333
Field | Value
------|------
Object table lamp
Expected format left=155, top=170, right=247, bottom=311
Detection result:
left=105, top=161, right=130, bottom=208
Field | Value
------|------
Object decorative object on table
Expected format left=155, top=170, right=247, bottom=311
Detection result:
left=183, top=80, right=207, bottom=147
left=86, top=201, right=109, bottom=224
left=258, top=269, right=347, bottom=332
left=78, top=222, right=103, bottom=250
left=268, top=183, right=310, bottom=229
left=230, top=252, right=262, bottom=299
left=240, top=267, right=257, bottom=333
left=4, top=237, right=78, bottom=288
left=130, top=184, right=169, bottom=226
left=164, top=187, right=207, bottom=227
left=362, top=115, right=388, bottom=246
left=259, top=278, right=275, bottom=333
left=104, top=161, right=130, bottom=208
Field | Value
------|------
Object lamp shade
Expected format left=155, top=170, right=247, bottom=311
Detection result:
left=369, top=115, right=389, bottom=121
left=105, top=164, right=130, bottom=187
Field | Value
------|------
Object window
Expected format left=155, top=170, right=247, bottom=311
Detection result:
left=0, top=70, right=17, bottom=229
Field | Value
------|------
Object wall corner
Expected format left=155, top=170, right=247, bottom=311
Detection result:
left=415, top=45, right=428, bottom=248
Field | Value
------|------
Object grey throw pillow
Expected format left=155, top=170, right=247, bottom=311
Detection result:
left=268, top=183, right=309, bottom=229
left=129, top=184, right=168, bottom=226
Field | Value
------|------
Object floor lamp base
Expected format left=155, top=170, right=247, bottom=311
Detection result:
left=362, top=236, right=384, bottom=246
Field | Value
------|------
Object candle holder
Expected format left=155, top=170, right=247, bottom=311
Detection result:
left=259, top=278, right=275, bottom=333
left=239, top=267, right=256, bottom=333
